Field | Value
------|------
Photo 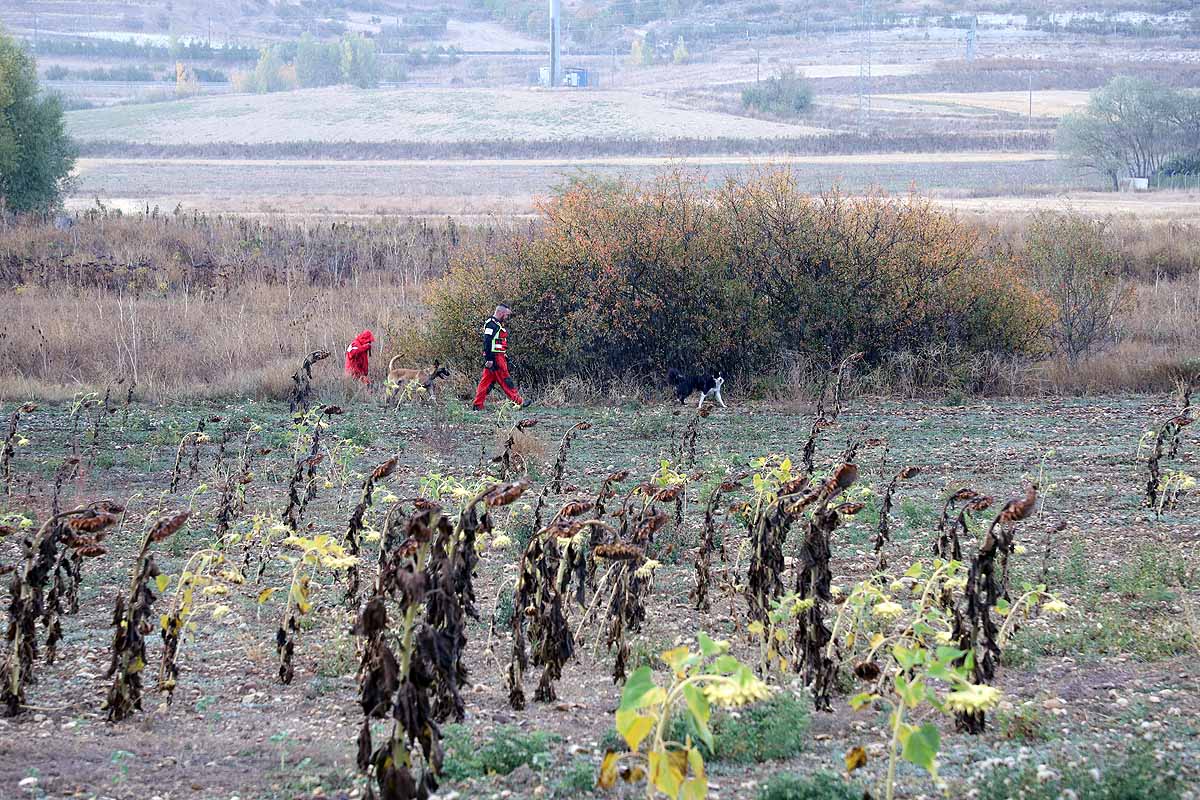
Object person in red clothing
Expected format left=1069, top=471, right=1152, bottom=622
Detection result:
left=344, top=329, right=374, bottom=384
left=473, top=304, right=530, bottom=410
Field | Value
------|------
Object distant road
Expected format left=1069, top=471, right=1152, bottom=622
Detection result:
left=46, top=79, right=233, bottom=97
left=75, top=151, right=1057, bottom=171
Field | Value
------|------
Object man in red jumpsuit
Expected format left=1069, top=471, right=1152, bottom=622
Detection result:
left=344, top=329, right=374, bottom=384
left=473, top=304, right=529, bottom=410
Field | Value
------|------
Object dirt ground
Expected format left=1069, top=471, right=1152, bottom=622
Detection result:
left=0, top=389, right=1197, bottom=800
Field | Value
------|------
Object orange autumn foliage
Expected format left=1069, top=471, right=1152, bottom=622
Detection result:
left=425, top=171, right=1053, bottom=384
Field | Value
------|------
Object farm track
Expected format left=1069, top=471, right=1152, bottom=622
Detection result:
left=73, top=152, right=1058, bottom=169
left=67, top=152, right=1088, bottom=219
left=0, top=394, right=1196, bottom=799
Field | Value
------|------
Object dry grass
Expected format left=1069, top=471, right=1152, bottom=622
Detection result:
left=0, top=282, right=420, bottom=402
left=1, top=211, right=1197, bottom=402
left=3, top=275, right=1194, bottom=403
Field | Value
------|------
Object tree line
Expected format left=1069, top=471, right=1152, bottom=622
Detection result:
left=233, top=33, right=394, bottom=94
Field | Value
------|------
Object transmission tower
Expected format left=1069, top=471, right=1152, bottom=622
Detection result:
left=857, top=0, right=872, bottom=131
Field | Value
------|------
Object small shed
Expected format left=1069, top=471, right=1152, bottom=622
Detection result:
left=537, top=66, right=595, bottom=87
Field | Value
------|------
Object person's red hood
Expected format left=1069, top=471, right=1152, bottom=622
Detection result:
left=351, top=330, right=374, bottom=348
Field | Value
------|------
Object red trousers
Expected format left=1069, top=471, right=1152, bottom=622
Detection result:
left=473, top=356, right=523, bottom=408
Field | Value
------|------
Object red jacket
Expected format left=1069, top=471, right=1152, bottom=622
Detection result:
left=345, top=330, right=374, bottom=381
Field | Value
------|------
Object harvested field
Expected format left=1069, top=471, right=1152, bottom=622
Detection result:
left=67, top=152, right=1083, bottom=218
left=0, top=393, right=1196, bottom=799
left=870, top=90, right=1091, bottom=118
left=65, top=87, right=831, bottom=145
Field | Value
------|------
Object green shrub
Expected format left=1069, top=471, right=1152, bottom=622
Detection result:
left=972, top=747, right=1184, bottom=800
left=424, top=173, right=1051, bottom=387
left=552, top=757, right=596, bottom=797
left=675, top=691, right=811, bottom=763
left=599, top=692, right=809, bottom=764
left=994, top=702, right=1051, bottom=742
left=742, top=68, right=813, bottom=117
left=441, top=724, right=557, bottom=781
left=758, top=771, right=863, bottom=800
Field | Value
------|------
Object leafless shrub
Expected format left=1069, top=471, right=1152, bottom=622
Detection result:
left=492, top=419, right=541, bottom=480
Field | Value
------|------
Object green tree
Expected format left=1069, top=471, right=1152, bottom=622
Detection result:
left=340, top=35, right=378, bottom=88
left=672, top=36, right=690, bottom=64
left=250, top=45, right=293, bottom=93
left=0, top=31, right=75, bottom=214
left=643, top=31, right=659, bottom=63
left=1057, top=76, right=1183, bottom=189
left=630, top=36, right=647, bottom=66
left=295, top=33, right=342, bottom=88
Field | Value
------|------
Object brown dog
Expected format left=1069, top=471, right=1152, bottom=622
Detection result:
left=385, top=356, right=450, bottom=402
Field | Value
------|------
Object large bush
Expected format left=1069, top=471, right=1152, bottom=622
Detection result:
left=742, top=68, right=813, bottom=117
left=424, top=172, right=1051, bottom=385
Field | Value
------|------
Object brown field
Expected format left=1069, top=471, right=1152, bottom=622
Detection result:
left=66, top=152, right=1082, bottom=219
left=869, top=90, right=1091, bottom=118
left=66, top=87, right=831, bottom=145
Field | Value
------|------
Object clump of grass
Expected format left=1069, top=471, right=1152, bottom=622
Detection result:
left=603, top=691, right=811, bottom=765
left=698, top=691, right=811, bottom=763
left=440, top=724, right=557, bottom=782
left=758, top=771, right=862, bottom=800
left=552, top=757, right=595, bottom=797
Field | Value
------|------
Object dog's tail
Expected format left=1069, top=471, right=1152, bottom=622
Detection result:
left=387, top=354, right=403, bottom=372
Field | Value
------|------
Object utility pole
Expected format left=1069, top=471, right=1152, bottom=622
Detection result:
left=857, top=0, right=872, bottom=130
left=548, top=0, right=561, bottom=87
left=1028, top=72, right=1033, bottom=122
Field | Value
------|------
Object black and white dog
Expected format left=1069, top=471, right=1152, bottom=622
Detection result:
left=667, top=368, right=726, bottom=409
